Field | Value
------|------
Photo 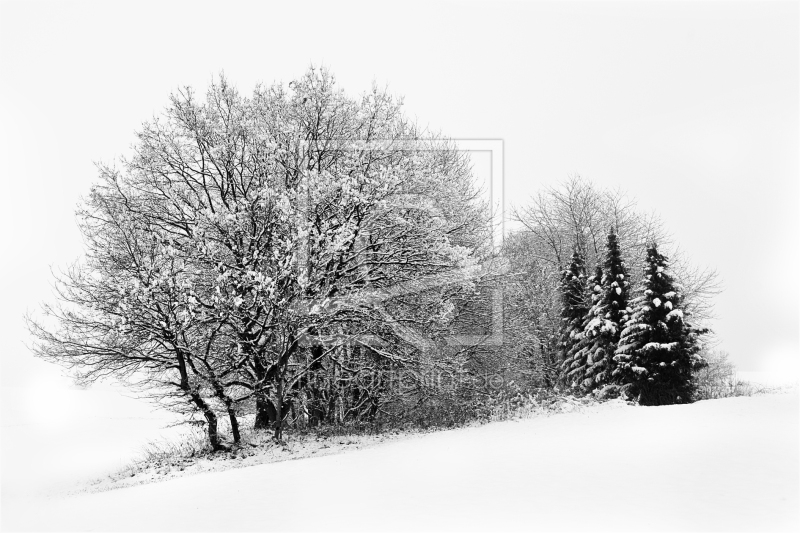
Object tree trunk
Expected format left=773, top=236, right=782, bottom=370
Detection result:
left=190, top=391, right=224, bottom=451
left=254, top=393, right=272, bottom=430
left=210, top=380, right=241, bottom=445
left=274, top=378, right=284, bottom=441
left=253, top=353, right=272, bottom=430
left=227, top=404, right=241, bottom=444
left=175, top=349, right=224, bottom=451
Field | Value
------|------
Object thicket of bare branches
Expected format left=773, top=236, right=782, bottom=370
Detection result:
left=692, top=350, right=772, bottom=400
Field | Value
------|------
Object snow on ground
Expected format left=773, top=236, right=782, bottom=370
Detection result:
left=86, top=424, right=430, bottom=494
left=1, top=381, right=183, bottom=504
left=3, top=390, right=798, bottom=532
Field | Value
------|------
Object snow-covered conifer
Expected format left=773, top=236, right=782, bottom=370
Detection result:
left=573, top=229, right=630, bottom=392
left=556, top=250, right=588, bottom=377
left=561, top=265, right=601, bottom=390
left=613, top=244, right=707, bottom=404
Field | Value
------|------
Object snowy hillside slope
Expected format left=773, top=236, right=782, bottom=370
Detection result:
left=4, top=391, right=798, bottom=532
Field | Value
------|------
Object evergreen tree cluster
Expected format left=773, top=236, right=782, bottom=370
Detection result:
left=559, top=230, right=707, bottom=405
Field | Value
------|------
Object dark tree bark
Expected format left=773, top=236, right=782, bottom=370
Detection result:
left=253, top=354, right=271, bottom=430
left=189, top=391, right=224, bottom=451
left=254, top=395, right=272, bottom=430
left=274, top=377, right=285, bottom=441
left=175, top=349, right=225, bottom=451
left=226, top=402, right=241, bottom=445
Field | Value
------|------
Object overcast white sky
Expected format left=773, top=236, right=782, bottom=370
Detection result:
left=0, top=0, right=797, bottom=399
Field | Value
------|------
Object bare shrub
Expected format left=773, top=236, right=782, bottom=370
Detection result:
left=693, top=350, right=778, bottom=399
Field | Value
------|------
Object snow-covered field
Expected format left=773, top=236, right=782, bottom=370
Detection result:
left=2, top=390, right=797, bottom=532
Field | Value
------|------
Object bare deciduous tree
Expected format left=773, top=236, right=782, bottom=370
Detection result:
left=28, top=68, right=494, bottom=445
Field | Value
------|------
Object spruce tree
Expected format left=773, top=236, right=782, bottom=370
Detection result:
left=561, top=265, right=602, bottom=391
left=576, top=229, right=630, bottom=393
left=613, top=244, right=707, bottom=405
left=555, top=250, right=589, bottom=386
